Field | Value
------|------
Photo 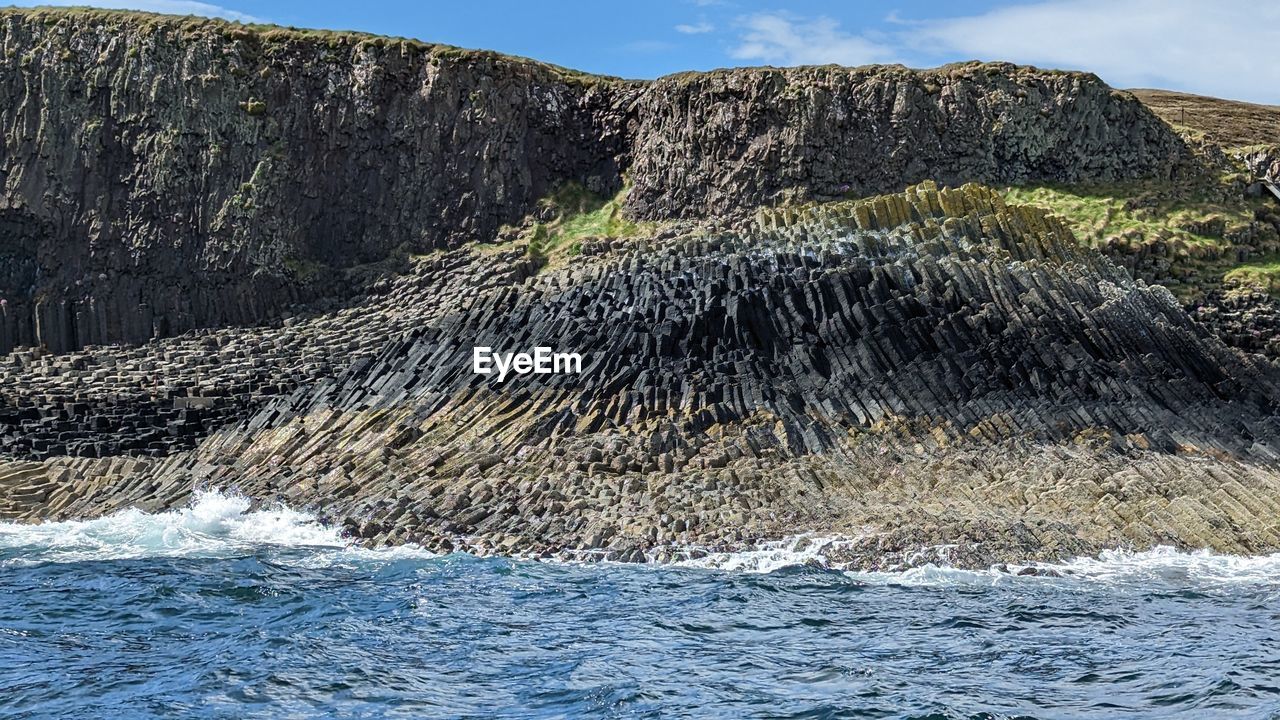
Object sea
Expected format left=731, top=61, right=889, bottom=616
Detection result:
left=1, top=491, right=1278, bottom=719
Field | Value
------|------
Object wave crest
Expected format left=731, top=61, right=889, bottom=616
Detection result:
left=0, top=489, right=352, bottom=563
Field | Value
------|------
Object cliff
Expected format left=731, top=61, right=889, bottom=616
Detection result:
left=0, top=8, right=634, bottom=353
left=3, top=183, right=1279, bottom=567
left=3, top=9, right=1275, bottom=569
left=0, top=8, right=1197, bottom=354
left=625, top=64, right=1193, bottom=219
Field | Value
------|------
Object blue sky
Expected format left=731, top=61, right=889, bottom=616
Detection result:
left=14, top=0, right=1280, bottom=103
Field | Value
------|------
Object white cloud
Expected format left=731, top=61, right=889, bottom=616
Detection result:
left=676, top=22, right=715, bottom=35
left=729, top=13, right=899, bottom=67
left=908, top=0, right=1279, bottom=103
left=726, top=1, right=1280, bottom=104
left=14, top=0, right=262, bottom=23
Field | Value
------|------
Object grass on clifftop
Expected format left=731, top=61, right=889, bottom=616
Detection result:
left=0, top=6, right=615, bottom=86
left=1131, top=89, right=1280, bottom=149
left=1003, top=178, right=1280, bottom=299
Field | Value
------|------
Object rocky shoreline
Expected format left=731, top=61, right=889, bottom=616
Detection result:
left=3, top=182, right=1279, bottom=570
left=2, top=9, right=1279, bottom=570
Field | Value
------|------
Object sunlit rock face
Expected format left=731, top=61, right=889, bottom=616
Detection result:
left=1, top=9, right=1274, bottom=568
left=0, top=10, right=1194, bottom=354
left=5, top=183, right=1278, bottom=568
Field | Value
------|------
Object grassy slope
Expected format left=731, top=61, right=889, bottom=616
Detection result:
left=1003, top=178, right=1280, bottom=299
left=1002, top=90, right=1280, bottom=299
left=1129, top=89, right=1280, bottom=149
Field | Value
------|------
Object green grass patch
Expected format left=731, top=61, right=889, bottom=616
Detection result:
left=525, top=183, right=649, bottom=262
left=1003, top=178, right=1280, bottom=300
left=1223, top=257, right=1280, bottom=294
left=1002, top=182, right=1248, bottom=252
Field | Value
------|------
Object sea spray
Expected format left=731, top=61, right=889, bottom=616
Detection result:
left=6, top=493, right=1280, bottom=592
left=0, top=489, right=353, bottom=564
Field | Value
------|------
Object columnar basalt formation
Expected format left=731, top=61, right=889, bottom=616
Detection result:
left=2, top=183, right=1278, bottom=568
left=0, top=8, right=1198, bottom=354
left=0, top=9, right=634, bottom=353
left=2, top=9, right=1277, bottom=569
left=623, top=65, right=1196, bottom=219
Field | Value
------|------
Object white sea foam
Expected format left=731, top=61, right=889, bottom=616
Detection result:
left=668, top=534, right=859, bottom=573
left=0, top=488, right=435, bottom=565
left=851, top=546, right=1280, bottom=588
left=1046, top=546, right=1280, bottom=585
left=663, top=533, right=1280, bottom=588
left=5, top=492, right=1279, bottom=587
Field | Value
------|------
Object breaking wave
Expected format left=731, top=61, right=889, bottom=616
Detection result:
left=673, top=534, right=1280, bottom=589
left=3, top=491, right=1280, bottom=591
left=0, top=489, right=435, bottom=565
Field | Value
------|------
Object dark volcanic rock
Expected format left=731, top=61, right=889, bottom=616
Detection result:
left=1190, top=289, right=1280, bottom=362
left=0, top=9, right=1198, bottom=355
left=7, top=183, right=1277, bottom=568
left=0, top=8, right=635, bottom=353
left=623, top=64, right=1196, bottom=219
left=2, top=9, right=1271, bottom=568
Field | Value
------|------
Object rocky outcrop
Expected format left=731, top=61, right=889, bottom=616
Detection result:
left=0, top=8, right=1197, bottom=355
left=623, top=64, right=1195, bottom=219
left=1190, top=289, right=1280, bottom=361
left=4, top=9, right=1272, bottom=568
left=3, top=183, right=1278, bottom=567
left=1239, top=145, right=1280, bottom=180
left=0, top=8, right=635, bottom=353
left=0, top=248, right=540, bottom=459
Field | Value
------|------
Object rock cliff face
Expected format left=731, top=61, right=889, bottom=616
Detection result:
left=0, top=8, right=1196, bottom=354
left=624, top=64, right=1194, bottom=219
left=0, top=9, right=633, bottom=353
left=3, top=183, right=1279, bottom=567
left=4, top=9, right=1274, bottom=568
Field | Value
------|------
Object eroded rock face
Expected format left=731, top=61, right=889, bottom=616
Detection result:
left=3, top=9, right=1270, bottom=567
left=0, top=9, right=1197, bottom=354
left=0, top=9, right=635, bottom=353
left=623, top=64, right=1196, bottom=219
left=4, top=183, right=1278, bottom=567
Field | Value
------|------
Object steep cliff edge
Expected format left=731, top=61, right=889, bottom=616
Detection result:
left=625, top=64, right=1194, bottom=219
left=0, top=8, right=1198, bottom=355
left=5, top=9, right=1274, bottom=568
left=0, top=8, right=635, bottom=353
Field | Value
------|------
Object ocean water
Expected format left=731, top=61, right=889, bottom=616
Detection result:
left=2, top=492, right=1279, bottom=719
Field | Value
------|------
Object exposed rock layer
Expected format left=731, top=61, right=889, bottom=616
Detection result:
left=625, top=65, right=1194, bottom=219
left=0, top=9, right=633, bottom=353
left=3, top=183, right=1278, bottom=568
left=0, top=8, right=1196, bottom=353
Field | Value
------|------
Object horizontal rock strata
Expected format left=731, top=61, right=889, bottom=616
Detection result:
left=3, top=182, right=1278, bottom=568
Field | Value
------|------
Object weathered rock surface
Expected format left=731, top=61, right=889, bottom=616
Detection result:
left=3, top=182, right=1278, bottom=568
left=1190, top=289, right=1280, bottom=361
left=624, top=64, right=1196, bottom=219
left=0, top=8, right=634, bottom=353
left=0, top=8, right=1197, bottom=354
left=1, top=9, right=1275, bottom=569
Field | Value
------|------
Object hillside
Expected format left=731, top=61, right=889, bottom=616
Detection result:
left=0, top=7, right=1193, bottom=355
left=1, top=8, right=1278, bottom=568
left=1131, top=88, right=1280, bottom=148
